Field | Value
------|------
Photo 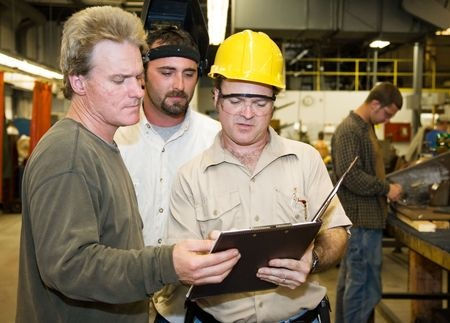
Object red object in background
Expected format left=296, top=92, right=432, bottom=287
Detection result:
left=384, top=122, right=411, bottom=142
left=30, top=81, right=52, bottom=154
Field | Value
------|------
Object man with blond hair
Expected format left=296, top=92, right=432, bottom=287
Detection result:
left=16, top=6, right=239, bottom=323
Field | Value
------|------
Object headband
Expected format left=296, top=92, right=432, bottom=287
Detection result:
left=143, top=45, right=200, bottom=64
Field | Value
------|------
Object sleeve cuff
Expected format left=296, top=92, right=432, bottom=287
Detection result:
left=159, top=245, right=178, bottom=285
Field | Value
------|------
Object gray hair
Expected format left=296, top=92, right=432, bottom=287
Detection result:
left=60, top=6, right=147, bottom=99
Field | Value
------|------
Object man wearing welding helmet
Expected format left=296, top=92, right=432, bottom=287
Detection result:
left=165, top=30, right=352, bottom=322
left=115, top=27, right=220, bottom=322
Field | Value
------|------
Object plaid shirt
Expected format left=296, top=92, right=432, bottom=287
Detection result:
left=331, top=111, right=390, bottom=229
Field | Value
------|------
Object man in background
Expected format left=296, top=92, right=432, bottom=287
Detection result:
left=332, top=82, right=403, bottom=323
left=114, top=27, right=220, bottom=322
left=16, top=7, right=239, bottom=323
left=424, top=117, right=449, bottom=153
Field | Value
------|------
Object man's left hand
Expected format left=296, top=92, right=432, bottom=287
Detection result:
left=256, top=243, right=314, bottom=289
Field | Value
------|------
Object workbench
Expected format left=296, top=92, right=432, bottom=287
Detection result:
left=386, top=214, right=449, bottom=321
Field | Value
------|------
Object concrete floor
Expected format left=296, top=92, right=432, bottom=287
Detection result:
left=0, top=213, right=412, bottom=323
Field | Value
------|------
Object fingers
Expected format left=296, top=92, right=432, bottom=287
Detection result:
left=257, top=267, right=302, bottom=289
left=189, top=253, right=241, bottom=285
left=173, top=239, right=240, bottom=286
left=208, top=230, right=221, bottom=240
left=257, top=255, right=312, bottom=289
left=388, top=183, right=403, bottom=201
left=196, top=247, right=240, bottom=268
left=392, top=184, right=402, bottom=200
left=268, top=257, right=302, bottom=269
left=181, top=239, right=215, bottom=254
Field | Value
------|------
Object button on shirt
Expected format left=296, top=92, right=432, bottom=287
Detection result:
left=114, top=107, right=221, bottom=246
left=166, top=128, right=352, bottom=322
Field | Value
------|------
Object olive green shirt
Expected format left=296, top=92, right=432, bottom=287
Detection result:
left=16, top=119, right=178, bottom=323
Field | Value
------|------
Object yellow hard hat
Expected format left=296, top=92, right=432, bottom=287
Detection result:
left=209, top=30, right=285, bottom=89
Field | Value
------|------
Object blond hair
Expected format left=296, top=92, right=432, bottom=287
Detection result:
left=60, top=6, right=147, bottom=99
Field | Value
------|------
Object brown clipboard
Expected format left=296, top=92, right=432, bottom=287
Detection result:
left=187, top=156, right=358, bottom=300
left=187, top=221, right=322, bottom=300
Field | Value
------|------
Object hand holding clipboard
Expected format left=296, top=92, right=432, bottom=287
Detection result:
left=187, top=156, right=358, bottom=299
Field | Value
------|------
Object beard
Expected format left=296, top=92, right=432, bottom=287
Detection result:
left=160, top=90, right=190, bottom=116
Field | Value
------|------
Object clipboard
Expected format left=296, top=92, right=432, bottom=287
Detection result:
left=187, top=221, right=321, bottom=299
left=187, top=156, right=358, bottom=300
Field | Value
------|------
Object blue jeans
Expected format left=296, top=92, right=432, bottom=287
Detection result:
left=335, top=227, right=383, bottom=323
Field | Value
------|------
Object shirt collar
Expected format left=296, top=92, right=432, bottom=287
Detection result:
left=140, top=106, right=192, bottom=135
left=349, top=110, right=370, bottom=129
left=200, top=127, right=296, bottom=173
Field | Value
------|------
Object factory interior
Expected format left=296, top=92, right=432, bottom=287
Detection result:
left=0, top=0, right=449, bottom=322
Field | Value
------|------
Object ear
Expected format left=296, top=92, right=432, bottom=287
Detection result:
left=212, top=88, right=220, bottom=109
left=68, top=74, right=87, bottom=95
left=370, top=99, right=382, bottom=111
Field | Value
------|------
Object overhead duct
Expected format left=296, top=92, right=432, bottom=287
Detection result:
left=402, top=0, right=450, bottom=30
left=232, top=0, right=437, bottom=43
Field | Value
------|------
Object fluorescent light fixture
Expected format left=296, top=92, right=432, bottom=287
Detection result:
left=4, top=72, right=36, bottom=91
left=436, top=28, right=450, bottom=35
left=369, top=40, right=390, bottom=49
left=289, top=49, right=309, bottom=66
left=207, top=0, right=229, bottom=45
left=0, top=51, right=63, bottom=80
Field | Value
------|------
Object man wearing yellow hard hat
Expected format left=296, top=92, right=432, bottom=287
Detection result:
left=165, top=30, right=351, bottom=322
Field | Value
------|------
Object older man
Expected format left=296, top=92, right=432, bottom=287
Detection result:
left=15, top=7, right=239, bottom=323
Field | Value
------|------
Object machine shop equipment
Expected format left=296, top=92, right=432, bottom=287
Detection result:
left=387, top=151, right=450, bottom=220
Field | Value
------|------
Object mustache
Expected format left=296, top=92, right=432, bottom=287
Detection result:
left=166, top=90, right=188, bottom=99
left=234, top=117, right=255, bottom=125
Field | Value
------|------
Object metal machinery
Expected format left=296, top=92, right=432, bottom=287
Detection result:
left=384, top=151, right=449, bottom=322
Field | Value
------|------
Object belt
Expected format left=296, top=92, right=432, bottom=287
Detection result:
left=185, top=296, right=330, bottom=323
left=185, top=300, right=220, bottom=323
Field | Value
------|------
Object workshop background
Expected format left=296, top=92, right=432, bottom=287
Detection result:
left=0, top=0, right=449, bottom=322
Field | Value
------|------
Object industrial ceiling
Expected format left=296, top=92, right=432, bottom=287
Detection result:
left=3, top=0, right=448, bottom=58
left=2, top=0, right=450, bottom=90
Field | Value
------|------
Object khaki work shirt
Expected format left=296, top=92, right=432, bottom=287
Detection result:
left=165, top=128, right=351, bottom=322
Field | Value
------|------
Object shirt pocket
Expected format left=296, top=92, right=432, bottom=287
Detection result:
left=195, top=190, right=242, bottom=237
left=274, top=188, right=308, bottom=223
